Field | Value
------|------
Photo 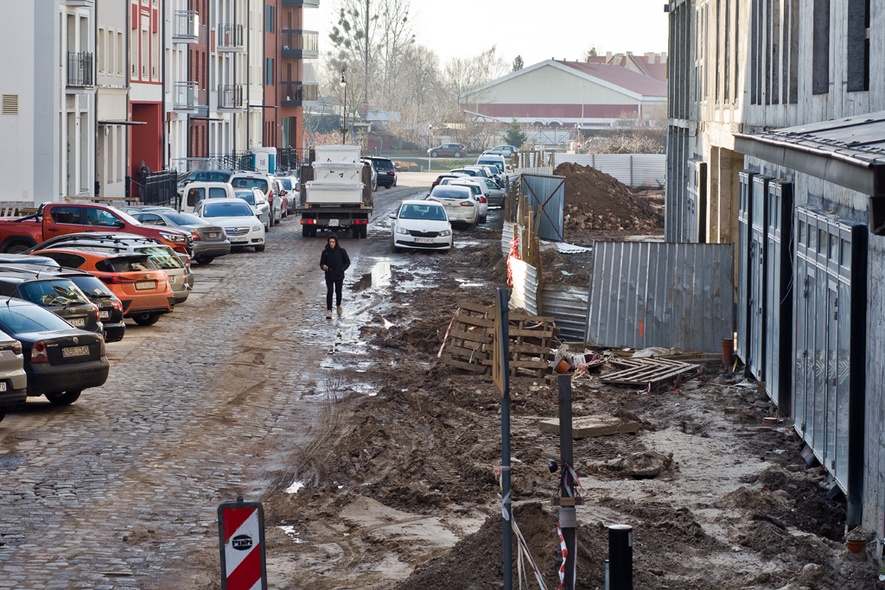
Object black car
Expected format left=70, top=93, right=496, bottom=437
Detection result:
left=0, top=297, right=109, bottom=406
left=366, top=157, right=397, bottom=188
left=0, top=272, right=101, bottom=334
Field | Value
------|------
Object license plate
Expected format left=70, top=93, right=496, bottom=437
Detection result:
left=328, top=219, right=340, bottom=227
left=0, top=382, right=6, bottom=392
left=62, top=345, right=89, bottom=358
left=99, top=311, right=110, bottom=319
left=415, top=237, right=434, bottom=243
left=69, top=317, right=86, bottom=327
left=135, top=281, right=156, bottom=290
left=207, top=232, right=219, bottom=239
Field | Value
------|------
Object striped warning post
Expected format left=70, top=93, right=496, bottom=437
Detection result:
left=218, top=499, right=267, bottom=590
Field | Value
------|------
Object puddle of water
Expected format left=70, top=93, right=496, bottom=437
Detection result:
left=278, top=525, right=308, bottom=543
left=285, top=480, right=305, bottom=494
left=354, top=262, right=392, bottom=291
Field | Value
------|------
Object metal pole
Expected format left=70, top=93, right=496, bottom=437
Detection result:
left=607, top=524, right=633, bottom=590
left=558, top=373, right=577, bottom=590
left=497, top=287, right=512, bottom=590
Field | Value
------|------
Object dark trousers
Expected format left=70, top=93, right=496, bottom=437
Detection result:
left=326, top=276, right=343, bottom=310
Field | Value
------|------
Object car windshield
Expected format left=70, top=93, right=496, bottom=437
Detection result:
left=203, top=201, right=254, bottom=217
left=135, top=247, right=183, bottom=270
left=0, top=301, right=74, bottom=333
left=104, top=206, right=141, bottom=226
left=164, top=212, right=207, bottom=226
left=231, top=178, right=269, bottom=192
left=454, top=183, right=481, bottom=195
left=19, top=280, right=90, bottom=308
left=430, top=188, right=470, bottom=200
left=277, top=178, right=292, bottom=190
left=373, top=159, right=394, bottom=170
left=452, top=169, right=477, bottom=176
left=67, top=275, right=115, bottom=298
left=400, top=204, right=447, bottom=221
left=234, top=190, right=259, bottom=206
left=478, top=159, right=504, bottom=173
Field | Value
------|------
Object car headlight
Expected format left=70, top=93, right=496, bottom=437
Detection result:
left=253, top=224, right=263, bottom=231
left=160, top=232, right=186, bottom=242
left=396, top=227, right=410, bottom=235
left=439, top=229, right=451, bottom=237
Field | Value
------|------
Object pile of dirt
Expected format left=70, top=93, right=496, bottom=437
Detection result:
left=554, top=162, right=663, bottom=233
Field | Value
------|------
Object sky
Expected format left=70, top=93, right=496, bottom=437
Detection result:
left=304, top=0, right=669, bottom=68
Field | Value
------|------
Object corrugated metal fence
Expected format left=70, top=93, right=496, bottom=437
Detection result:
left=520, top=174, right=565, bottom=241
left=586, top=242, right=734, bottom=352
left=541, top=284, right=589, bottom=342
left=553, top=153, right=666, bottom=187
left=508, top=258, right=538, bottom=315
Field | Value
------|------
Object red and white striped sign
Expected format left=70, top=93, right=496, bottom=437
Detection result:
left=219, top=501, right=266, bottom=590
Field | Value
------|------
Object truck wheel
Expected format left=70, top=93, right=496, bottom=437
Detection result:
left=360, top=226, right=368, bottom=239
left=351, top=226, right=360, bottom=239
left=46, top=390, right=81, bottom=406
left=302, top=225, right=310, bottom=237
left=309, top=227, right=318, bottom=238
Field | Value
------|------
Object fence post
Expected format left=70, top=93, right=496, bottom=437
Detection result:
left=630, top=155, right=634, bottom=187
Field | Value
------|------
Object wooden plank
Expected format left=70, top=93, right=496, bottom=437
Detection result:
left=445, top=344, right=490, bottom=360
left=538, top=415, right=641, bottom=438
left=483, top=359, right=548, bottom=369
left=508, top=328, right=554, bottom=338
left=509, top=313, right=556, bottom=323
left=449, top=328, right=492, bottom=344
left=440, top=354, right=487, bottom=373
left=457, top=316, right=495, bottom=329
left=509, top=342, right=550, bottom=355
left=457, top=301, right=494, bottom=314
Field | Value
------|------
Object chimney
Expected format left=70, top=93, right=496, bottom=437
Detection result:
left=606, top=51, right=613, bottom=62
left=659, top=53, right=667, bottom=64
left=646, top=52, right=656, bottom=64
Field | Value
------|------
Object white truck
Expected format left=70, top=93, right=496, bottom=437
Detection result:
left=299, top=145, right=373, bottom=239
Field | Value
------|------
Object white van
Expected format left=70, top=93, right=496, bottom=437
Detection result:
left=181, top=182, right=236, bottom=213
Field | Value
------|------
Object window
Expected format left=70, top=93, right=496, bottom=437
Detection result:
left=135, top=213, right=165, bottom=225
left=847, top=0, right=870, bottom=91
left=39, top=252, right=87, bottom=268
left=187, top=187, right=205, bottom=208
left=86, top=209, right=123, bottom=227
left=265, top=58, right=274, bottom=86
left=266, top=5, right=274, bottom=32
left=813, top=0, right=830, bottom=94
left=50, top=206, right=82, bottom=225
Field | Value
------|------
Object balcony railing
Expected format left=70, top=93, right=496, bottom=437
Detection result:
left=172, top=11, right=200, bottom=43
left=281, top=30, right=318, bottom=59
left=281, top=0, right=320, bottom=7
left=174, top=81, right=201, bottom=110
left=218, top=84, right=244, bottom=110
left=281, top=82, right=319, bottom=107
left=217, top=23, right=245, bottom=52
left=67, top=51, right=94, bottom=87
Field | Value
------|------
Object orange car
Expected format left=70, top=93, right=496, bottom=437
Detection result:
left=31, top=248, right=175, bottom=326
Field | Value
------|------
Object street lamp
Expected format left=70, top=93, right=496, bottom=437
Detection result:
left=428, top=123, right=433, bottom=171
left=340, top=65, right=347, bottom=144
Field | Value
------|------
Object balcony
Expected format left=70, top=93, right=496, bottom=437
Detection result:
left=67, top=52, right=94, bottom=88
left=218, top=84, right=244, bottom=111
left=172, top=11, right=200, bottom=44
left=217, top=23, right=244, bottom=53
left=281, top=0, right=320, bottom=7
left=174, top=81, right=201, bottom=111
left=281, top=82, right=319, bottom=107
left=281, top=30, right=318, bottom=59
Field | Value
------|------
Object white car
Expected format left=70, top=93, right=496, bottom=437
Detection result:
left=425, top=185, right=479, bottom=228
left=442, top=178, right=489, bottom=223
left=232, top=188, right=271, bottom=232
left=389, top=200, right=453, bottom=253
left=193, top=198, right=266, bottom=252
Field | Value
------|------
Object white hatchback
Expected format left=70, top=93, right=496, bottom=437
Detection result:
left=389, top=200, right=453, bottom=253
left=441, top=178, right=489, bottom=223
left=425, top=185, right=479, bottom=228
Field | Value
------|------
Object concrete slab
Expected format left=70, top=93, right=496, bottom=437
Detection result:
left=538, top=414, right=641, bottom=438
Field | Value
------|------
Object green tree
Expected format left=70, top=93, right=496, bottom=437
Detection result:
left=512, top=55, right=524, bottom=72
left=503, top=119, right=527, bottom=149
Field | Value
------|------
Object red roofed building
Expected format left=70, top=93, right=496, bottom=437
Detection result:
left=459, top=59, right=667, bottom=130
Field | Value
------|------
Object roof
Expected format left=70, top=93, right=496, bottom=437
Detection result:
left=556, top=61, right=667, bottom=97
left=735, top=110, right=885, bottom=199
left=606, top=53, right=668, bottom=83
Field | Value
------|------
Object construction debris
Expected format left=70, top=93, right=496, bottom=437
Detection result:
left=538, top=414, right=641, bottom=439
left=602, top=357, right=699, bottom=388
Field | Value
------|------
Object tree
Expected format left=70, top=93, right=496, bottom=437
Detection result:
left=586, top=46, right=598, bottom=58
left=512, top=55, right=524, bottom=72
left=503, top=119, right=527, bottom=149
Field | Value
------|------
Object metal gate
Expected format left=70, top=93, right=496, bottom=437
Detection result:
left=793, top=208, right=866, bottom=516
left=736, top=170, right=756, bottom=364
left=764, top=180, right=793, bottom=410
left=748, top=175, right=770, bottom=379
left=519, top=174, right=565, bottom=241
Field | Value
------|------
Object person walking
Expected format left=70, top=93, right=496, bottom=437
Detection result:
left=319, top=233, right=350, bottom=319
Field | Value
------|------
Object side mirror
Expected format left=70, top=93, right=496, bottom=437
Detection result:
left=114, top=221, right=126, bottom=229
left=389, top=213, right=397, bottom=219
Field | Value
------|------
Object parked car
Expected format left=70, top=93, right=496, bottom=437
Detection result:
left=177, top=170, right=234, bottom=195
left=365, top=156, right=397, bottom=188
left=476, top=153, right=509, bottom=174
left=0, top=296, right=109, bottom=406
left=228, top=172, right=278, bottom=226
left=0, top=328, right=27, bottom=420
left=193, top=198, right=266, bottom=252
left=480, top=177, right=506, bottom=207
left=484, top=145, right=518, bottom=157
left=232, top=188, right=271, bottom=232
left=389, top=200, right=453, bottom=253
left=361, top=159, right=378, bottom=192
left=127, top=210, right=231, bottom=265
left=275, top=175, right=299, bottom=216
left=449, top=168, right=482, bottom=178
left=27, top=248, right=175, bottom=326
left=0, top=270, right=101, bottom=334
left=431, top=173, right=468, bottom=189
left=427, top=143, right=467, bottom=158
left=442, top=178, right=489, bottom=223
left=475, top=164, right=503, bottom=186
left=0, top=254, right=61, bottom=269
left=28, top=233, right=191, bottom=304
left=44, top=269, right=126, bottom=343
left=269, top=178, right=285, bottom=224
left=180, top=182, right=236, bottom=213
left=425, top=185, right=479, bottom=228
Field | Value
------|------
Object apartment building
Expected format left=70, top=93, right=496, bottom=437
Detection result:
left=666, top=0, right=885, bottom=539
left=130, top=0, right=163, bottom=183
left=96, top=0, right=129, bottom=200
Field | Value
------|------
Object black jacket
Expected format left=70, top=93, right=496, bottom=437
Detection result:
left=320, top=239, right=350, bottom=281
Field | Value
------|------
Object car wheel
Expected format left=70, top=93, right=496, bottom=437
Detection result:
left=132, top=312, right=161, bottom=326
left=391, top=241, right=401, bottom=253
left=479, top=215, right=487, bottom=224
left=195, top=256, right=214, bottom=265
left=430, top=151, right=438, bottom=158
left=4, top=243, right=30, bottom=254
left=45, top=390, right=82, bottom=406
left=454, top=151, right=461, bottom=158
left=254, top=244, right=266, bottom=252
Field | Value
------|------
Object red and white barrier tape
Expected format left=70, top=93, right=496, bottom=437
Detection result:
left=437, top=308, right=461, bottom=358
left=557, top=522, right=567, bottom=590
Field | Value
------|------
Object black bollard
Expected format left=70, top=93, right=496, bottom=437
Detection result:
left=607, top=524, right=632, bottom=590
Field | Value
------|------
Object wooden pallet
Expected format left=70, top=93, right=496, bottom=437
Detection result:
left=602, top=357, right=698, bottom=387
left=440, top=300, right=556, bottom=377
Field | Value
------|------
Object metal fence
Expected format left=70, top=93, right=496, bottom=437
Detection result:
left=553, top=153, right=666, bottom=187
left=541, top=284, right=589, bottom=342
left=509, top=258, right=538, bottom=315
left=128, top=170, right=178, bottom=207
left=586, top=242, right=735, bottom=352
left=520, top=174, right=565, bottom=241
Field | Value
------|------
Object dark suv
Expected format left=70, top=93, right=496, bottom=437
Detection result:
left=0, top=271, right=101, bottom=334
left=427, top=143, right=466, bottom=158
left=366, top=157, right=398, bottom=189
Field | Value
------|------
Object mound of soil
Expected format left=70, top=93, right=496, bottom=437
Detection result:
left=554, top=162, right=663, bottom=233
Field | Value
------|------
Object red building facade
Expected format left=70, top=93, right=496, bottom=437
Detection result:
left=129, top=0, right=164, bottom=177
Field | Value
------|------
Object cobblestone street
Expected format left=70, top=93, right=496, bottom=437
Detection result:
left=0, top=181, right=423, bottom=589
